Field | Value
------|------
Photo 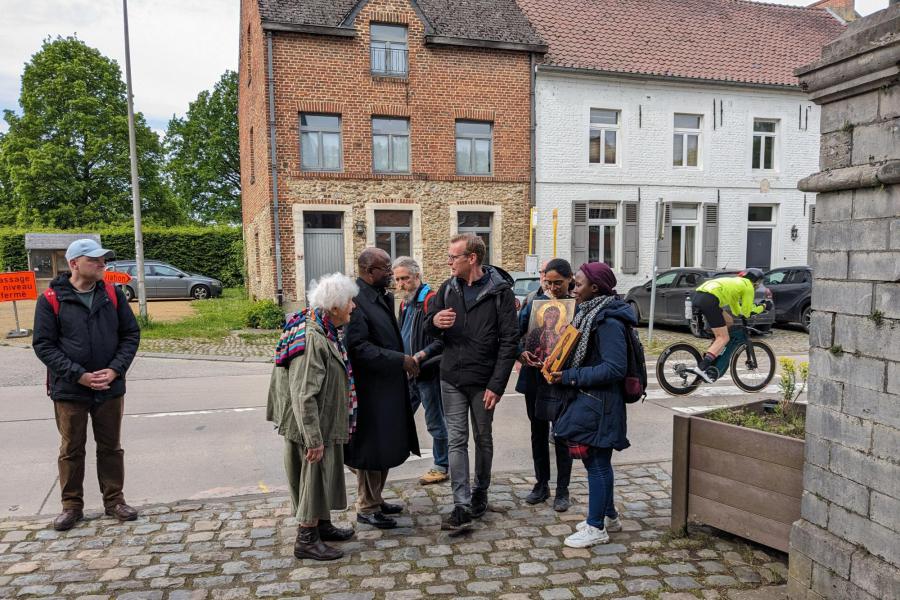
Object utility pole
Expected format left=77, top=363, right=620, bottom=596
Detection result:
left=122, top=0, right=148, bottom=320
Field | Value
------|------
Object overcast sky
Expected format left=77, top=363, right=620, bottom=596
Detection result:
left=0, top=0, right=891, bottom=137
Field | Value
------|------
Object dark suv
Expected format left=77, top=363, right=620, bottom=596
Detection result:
left=763, top=266, right=812, bottom=331
left=106, top=260, right=223, bottom=301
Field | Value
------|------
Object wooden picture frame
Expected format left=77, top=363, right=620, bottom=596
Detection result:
left=541, top=324, right=581, bottom=383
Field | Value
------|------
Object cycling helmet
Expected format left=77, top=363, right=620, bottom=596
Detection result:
left=739, top=268, right=765, bottom=284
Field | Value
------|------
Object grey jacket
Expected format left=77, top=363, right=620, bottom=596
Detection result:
left=266, top=321, right=350, bottom=448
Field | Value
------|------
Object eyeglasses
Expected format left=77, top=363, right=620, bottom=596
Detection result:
left=448, top=253, right=471, bottom=262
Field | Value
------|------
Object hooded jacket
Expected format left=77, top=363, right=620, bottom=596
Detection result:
left=398, top=283, right=443, bottom=381
left=424, top=265, right=519, bottom=396
left=33, top=273, right=141, bottom=404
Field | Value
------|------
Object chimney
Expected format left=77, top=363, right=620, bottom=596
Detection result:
left=807, top=0, right=858, bottom=22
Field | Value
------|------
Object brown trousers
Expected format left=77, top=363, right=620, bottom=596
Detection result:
left=356, top=469, right=389, bottom=514
left=53, top=396, right=126, bottom=511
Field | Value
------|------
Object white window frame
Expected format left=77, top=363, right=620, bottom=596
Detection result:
left=670, top=203, right=700, bottom=268
left=456, top=211, right=494, bottom=263
left=589, top=109, right=620, bottom=166
left=752, top=118, right=778, bottom=171
left=673, top=114, right=702, bottom=168
left=746, top=203, right=778, bottom=269
left=449, top=205, right=503, bottom=266
left=587, top=202, right=619, bottom=269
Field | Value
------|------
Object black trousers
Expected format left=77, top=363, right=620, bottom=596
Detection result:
left=525, top=388, right=572, bottom=493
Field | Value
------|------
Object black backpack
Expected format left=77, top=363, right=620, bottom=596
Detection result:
left=620, top=321, right=648, bottom=403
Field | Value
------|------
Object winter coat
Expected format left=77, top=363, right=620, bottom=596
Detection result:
left=424, top=266, right=519, bottom=396
left=552, top=298, right=635, bottom=451
left=343, top=279, right=420, bottom=470
left=266, top=320, right=350, bottom=448
left=398, top=283, right=443, bottom=381
left=32, top=273, right=140, bottom=404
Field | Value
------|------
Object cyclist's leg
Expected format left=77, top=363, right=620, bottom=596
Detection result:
left=693, top=292, right=729, bottom=380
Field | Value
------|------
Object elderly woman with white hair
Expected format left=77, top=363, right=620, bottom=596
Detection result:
left=266, top=272, right=359, bottom=561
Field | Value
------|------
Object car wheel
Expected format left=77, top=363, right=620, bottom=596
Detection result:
left=191, top=285, right=211, bottom=300
left=690, top=315, right=709, bottom=339
left=627, top=301, right=641, bottom=323
left=801, top=304, right=812, bottom=332
left=123, top=286, right=135, bottom=302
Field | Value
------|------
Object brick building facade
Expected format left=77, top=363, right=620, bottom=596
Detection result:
left=238, top=0, right=545, bottom=306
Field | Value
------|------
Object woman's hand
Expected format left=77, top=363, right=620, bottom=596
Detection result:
left=548, top=371, right=563, bottom=384
left=305, top=445, right=325, bottom=464
left=520, top=351, right=542, bottom=368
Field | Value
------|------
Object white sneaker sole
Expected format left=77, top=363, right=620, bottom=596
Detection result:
left=564, top=532, right=610, bottom=548
left=576, top=518, right=621, bottom=532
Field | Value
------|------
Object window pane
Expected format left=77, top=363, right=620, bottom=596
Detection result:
left=588, top=225, right=600, bottom=263
left=589, top=129, right=602, bottom=163
left=375, top=210, right=411, bottom=227
left=674, top=114, right=701, bottom=129
left=763, top=136, right=774, bottom=170
left=31, top=250, right=53, bottom=278
left=371, top=23, right=407, bottom=43
left=656, top=271, right=678, bottom=287
left=387, top=44, right=407, bottom=74
left=456, top=138, right=471, bottom=173
left=684, top=226, right=696, bottom=267
left=752, top=136, right=761, bottom=169
left=301, top=132, right=320, bottom=170
left=301, top=114, right=340, bottom=130
left=458, top=212, right=492, bottom=228
left=474, top=138, right=491, bottom=173
left=672, top=203, right=697, bottom=221
left=590, top=109, right=618, bottom=125
left=371, top=45, right=386, bottom=73
left=764, top=271, right=786, bottom=284
left=304, top=212, right=342, bottom=229
left=372, top=135, right=389, bottom=171
left=603, top=226, right=615, bottom=269
left=604, top=130, right=616, bottom=164
left=671, top=226, right=682, bottom=268
left=686, top=134, right=699, bottom=166
left=372, top=118, right=408, bottom=135
left=599, top=206, right=616, bottom=220
left=322, top=132, right=341, bottom=169
left=456, top=121, right=491, bottom=137
left=748, top=206, right=773, bottom=222
left=375, top=232, right=392, bottom=255
left=754, top=120, right=776, bottom=133
left=673, top=134, right=683, bottom=167
left=391, top=135, right=409, bottom=171
left=394, top=232, right=411, bottom=257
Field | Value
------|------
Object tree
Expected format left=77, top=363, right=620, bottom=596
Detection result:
left=0, top=36, right=185, bottom=229
left=165, top=70, right=240, bottom=225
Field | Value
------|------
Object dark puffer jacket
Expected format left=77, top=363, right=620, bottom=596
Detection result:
left=33, top=274, right=141, bottom=404
left=424, top=265, right=519, bottom=396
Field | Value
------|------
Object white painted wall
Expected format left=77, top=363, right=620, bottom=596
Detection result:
left=534, top=71, right=819, bottom=292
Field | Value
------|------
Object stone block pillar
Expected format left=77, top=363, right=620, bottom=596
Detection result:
left=788, top=5, right=900, bottom=600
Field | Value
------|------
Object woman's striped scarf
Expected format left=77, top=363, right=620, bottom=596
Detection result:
left=275, top=308, right=358, bottom=436
left=566, top=295, right=616, bottom=370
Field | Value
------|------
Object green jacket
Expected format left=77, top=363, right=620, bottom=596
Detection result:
left=696, top=277, right=765, bottom=319
left=266, top=321, right=350, bottom=448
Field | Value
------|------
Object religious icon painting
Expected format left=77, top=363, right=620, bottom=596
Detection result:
left=524, top=299, right=576, bottom=363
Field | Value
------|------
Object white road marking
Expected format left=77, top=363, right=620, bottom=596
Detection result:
left=644, top=384, right=781, bottom=401
left=129, top=407, right=261, bottom=418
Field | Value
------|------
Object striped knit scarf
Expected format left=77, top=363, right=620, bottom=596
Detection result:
left=566, top=295, right=616, bottom=370
left=274, top=308, right=358, bottom=436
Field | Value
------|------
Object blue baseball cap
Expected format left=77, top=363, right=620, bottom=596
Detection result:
left=65, top=239, right=115, bottom=261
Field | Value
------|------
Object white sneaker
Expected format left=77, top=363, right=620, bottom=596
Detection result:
left=688, top=366, right=714, bottom=383
left=564, top=524, right=610, bottom=548
left=576, top=516, right=621, bottom=532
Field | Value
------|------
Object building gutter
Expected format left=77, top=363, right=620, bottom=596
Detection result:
left=425, top=35, right=548, bottom=54
left=536, top=64, right=802, bottom=92
left=529, top=52, right=537, bottom=211
left=261, top=21, right=357, bottom=37
left=265, top=31, right=284, bottom=305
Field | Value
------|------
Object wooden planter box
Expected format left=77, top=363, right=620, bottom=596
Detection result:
left=671, top=401, right=805, bottom=552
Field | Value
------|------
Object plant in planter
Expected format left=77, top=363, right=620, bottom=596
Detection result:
left=671, top=358, right=809, bottom=552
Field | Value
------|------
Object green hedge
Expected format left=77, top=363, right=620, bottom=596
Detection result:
left=0, top=226, right=245, bottom=287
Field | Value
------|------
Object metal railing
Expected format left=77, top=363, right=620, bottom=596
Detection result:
left=370, top=47, right=408, bottom=77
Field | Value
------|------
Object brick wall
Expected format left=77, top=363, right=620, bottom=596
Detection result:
left=789, top=5, right=900, bottom=599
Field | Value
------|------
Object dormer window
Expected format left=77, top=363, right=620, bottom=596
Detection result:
left=370, top=23, right=408, bottom=77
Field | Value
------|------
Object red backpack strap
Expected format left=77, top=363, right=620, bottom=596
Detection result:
left=423, top=290, right=436, bottom=315
left=104, top=282, right=118, bottom=309
left=42, top=288, right=60, bottom=316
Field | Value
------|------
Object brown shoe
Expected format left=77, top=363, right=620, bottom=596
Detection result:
left=53, top=509, right=83, bottom=531
left=419, top=468, right=449, bottom=485
left=294, top=526, right=343, bottom=561
left=105, top=503, right=138, bottom=522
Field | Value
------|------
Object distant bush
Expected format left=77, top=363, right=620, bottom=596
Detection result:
left=244, top=299, right=285, bottom=330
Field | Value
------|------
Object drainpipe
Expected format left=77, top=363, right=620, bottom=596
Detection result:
left=529, top=52, right=537, bottom=253
left=265, top=31, right=284, bottom=305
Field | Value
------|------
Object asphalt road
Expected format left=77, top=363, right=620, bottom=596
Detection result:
left=0, top=345, right=805, bottom=518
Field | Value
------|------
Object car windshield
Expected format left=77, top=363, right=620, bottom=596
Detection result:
left=764, top=271, right=787, bottom=284
left=514, top=278, right=540, bottom=295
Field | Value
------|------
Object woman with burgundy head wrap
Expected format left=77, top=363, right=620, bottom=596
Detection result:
left=549, top=261, right=637, bottom=548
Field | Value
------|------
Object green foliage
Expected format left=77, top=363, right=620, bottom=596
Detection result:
left=777, top=357, right=809, bottom=410
left=705, top=405, right=805, bottom=439
left=139, top=288, right=253, bottom=340
left=165, top=71, right=240, bottom=225
left=0, top=226, right=243, bottom=286
left=869, top=310, right=884, bottom=327
left=830, top=344, right=843, bottom=355
left=0, top=36, right=186, bottom=228
left=243, top=299, right=285, bottom=330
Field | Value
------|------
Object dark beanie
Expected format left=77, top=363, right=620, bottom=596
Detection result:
left=580, top=262, right=617, bottom=296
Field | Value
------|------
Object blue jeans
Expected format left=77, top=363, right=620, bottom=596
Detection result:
left=411, top=377, right=448, bottom=472
left=583, top=447, right=618, bottom=529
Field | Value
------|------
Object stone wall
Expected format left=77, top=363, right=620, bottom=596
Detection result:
left=789, top=6, right=900, bottom=600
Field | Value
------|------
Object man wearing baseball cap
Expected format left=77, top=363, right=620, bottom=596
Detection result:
left=32, top=239, right=141, bottom=531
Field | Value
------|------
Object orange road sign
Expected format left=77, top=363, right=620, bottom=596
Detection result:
left=103, top=270, right=132, bottom=285
left=0, top=271, right=38, bottom=303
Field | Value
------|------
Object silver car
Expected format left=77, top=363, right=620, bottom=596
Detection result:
left=106, top=260, right=223, bottom=301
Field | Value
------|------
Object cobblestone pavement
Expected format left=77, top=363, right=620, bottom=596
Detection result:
left=0, top=463, right=788, bottom=599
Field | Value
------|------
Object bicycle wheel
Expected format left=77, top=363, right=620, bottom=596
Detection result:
left=656, top=343, right=703, bottom=396
left=730, top=341, right=776, bottom=392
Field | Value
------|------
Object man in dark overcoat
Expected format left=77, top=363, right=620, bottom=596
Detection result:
left=344, top=247, right=420, bottom=529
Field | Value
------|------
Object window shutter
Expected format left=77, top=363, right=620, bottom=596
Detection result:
left=572, top=202, right=588, bottom=266
left=622, top=201, right=639, bottom=273
left=808, top=205, right=816, bottom=255
left=701, top=203, right=719, bottom=269
left=655, top=203, right=672, bottom=269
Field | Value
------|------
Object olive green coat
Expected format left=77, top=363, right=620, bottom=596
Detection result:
left=266, top=321, right=351, bottom=449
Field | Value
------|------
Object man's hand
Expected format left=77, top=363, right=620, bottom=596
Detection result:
left=403, top=355, right=420, bottom=377
left=483, top=389, right=501, bottom=410
left=305, top=445, right=325, bottom=464
left=77, top=373, right=94, bottom=388
left=548, top=371, right=563, bottom=385
left=92, top=369, right=118, bottom=388
left=520, top=351, right=542, bottom=368
left=433, top=308, right=456, bottom=329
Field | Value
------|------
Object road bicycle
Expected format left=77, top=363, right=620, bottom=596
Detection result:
left=656, top=316, right=776, bottom=396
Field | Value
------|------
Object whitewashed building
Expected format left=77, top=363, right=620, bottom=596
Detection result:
left=518, top=0, right=847, bottom=291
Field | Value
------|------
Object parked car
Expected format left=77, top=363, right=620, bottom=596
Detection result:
left=510, top=271, right=541, bottom=311
left=623, top=268, right=775, bottom=337
left=763, top=266, right=812, bottom=331
left=106, top=260, right=223, bottom=301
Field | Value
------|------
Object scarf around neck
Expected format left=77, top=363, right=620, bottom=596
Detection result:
left=274, top=307, right=358, bottom=436
left=566, top=295, right=616, bottom=370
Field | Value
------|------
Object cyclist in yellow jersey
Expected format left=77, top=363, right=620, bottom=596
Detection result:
left=690, top=269, right=768, bottom=382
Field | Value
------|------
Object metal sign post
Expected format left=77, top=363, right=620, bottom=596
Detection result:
left=647, top=198, right=665, bottom=343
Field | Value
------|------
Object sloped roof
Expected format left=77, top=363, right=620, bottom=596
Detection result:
left=516, top=0, right=846, bottom=87
left=257, top=0, right=545, bottom=48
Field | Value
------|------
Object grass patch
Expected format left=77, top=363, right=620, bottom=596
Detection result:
left=705, top=404, right=805, bottom=439
left=138, top=288, right=268, bottom=340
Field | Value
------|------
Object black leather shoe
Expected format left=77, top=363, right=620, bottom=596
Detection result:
left=471, top=490, right=488, bottom=518
left=318, top=520, right=354, bottom=542
left=380, top=502, right=403, bottom=515
left=294, top=526, right=343, bottom=561
left=105, top=503, right=138, bottom=522
left=53, top=509, right=83, bottom=531
left=525, top=483, right=550, bottom=505
left=553, top=493, right=571, bottom=512
left=356, top=512, right=397, bottom=529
